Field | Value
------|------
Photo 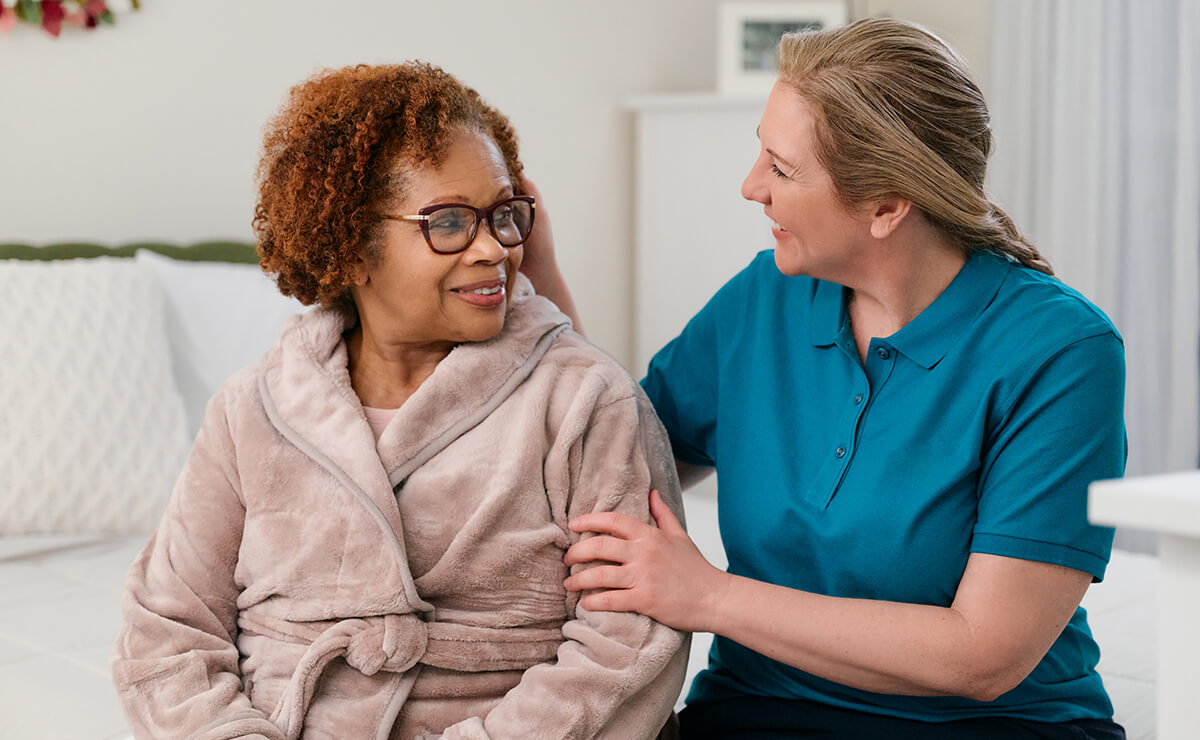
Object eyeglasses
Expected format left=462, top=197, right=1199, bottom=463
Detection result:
left=381, top=195, right=536, bottom=255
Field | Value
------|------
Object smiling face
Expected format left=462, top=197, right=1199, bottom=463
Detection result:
left=351, top=127, right=523, bottom=351
left=741, top=82, right=873, bottom=279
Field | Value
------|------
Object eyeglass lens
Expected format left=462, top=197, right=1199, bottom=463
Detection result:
left=426, top=198, right=533, bottom=253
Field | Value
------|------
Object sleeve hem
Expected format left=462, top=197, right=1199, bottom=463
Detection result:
left=970, top=531, right=1111, bottom=582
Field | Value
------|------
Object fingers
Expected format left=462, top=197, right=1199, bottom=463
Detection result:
left=521, top=175, right=542, bottom=199
left=578, top=588, right=640, bottom=614
left=649, top=489, right=685, bottom=535
left=563, top=563, right=632, bottom=592
left=563, top=534, right=631, bottom=567
left=569, top=511, right=649, bottom=539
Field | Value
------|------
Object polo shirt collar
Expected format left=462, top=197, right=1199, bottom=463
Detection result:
left=808, top=251, right=1013, bottom=369
left=809, top=278, right=846, bottom=348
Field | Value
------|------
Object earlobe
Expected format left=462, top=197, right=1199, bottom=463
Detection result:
left=869, top=198, right=913, bottom=239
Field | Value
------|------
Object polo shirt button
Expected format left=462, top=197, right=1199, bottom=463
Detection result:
left=877, top=347, right=890, bottom=360
left=854, top=393, right=863, bottom=405
left=835, top=446, right=847, bottom=458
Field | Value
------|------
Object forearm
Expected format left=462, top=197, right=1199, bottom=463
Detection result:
left=707, top=574, right=1015, bottom=701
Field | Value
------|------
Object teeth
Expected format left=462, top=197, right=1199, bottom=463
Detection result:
left=773, top=221, right=787, bottom=231
left=469, top=286, right=501, bottom=295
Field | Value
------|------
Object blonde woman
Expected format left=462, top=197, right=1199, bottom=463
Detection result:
left=528, top=17, right=1127, bottom=740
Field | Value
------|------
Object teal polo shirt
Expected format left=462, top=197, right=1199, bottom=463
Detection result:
left=642, top=250, right=1126, bottom=723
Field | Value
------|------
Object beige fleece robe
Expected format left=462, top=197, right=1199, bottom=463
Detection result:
left=112, top=277, right=688, bottom=739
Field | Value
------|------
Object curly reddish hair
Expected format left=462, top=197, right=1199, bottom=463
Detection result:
left=253, top=62, right=525, bottom=307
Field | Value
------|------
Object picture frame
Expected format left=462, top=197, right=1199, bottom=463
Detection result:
left=717, top=1, right=849, bottom=94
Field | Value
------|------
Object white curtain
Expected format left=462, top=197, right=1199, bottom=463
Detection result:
left=988, top=1, right=1200, bottom=490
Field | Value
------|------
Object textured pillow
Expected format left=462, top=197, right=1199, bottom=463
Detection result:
left=0, top=257, right=190, bottom=534
left=135, top=248, right=307, bottom=436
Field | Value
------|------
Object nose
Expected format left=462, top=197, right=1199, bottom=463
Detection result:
left=461, top=225, right=508, bottom=265
left=741, top=151, right=769, bottom=205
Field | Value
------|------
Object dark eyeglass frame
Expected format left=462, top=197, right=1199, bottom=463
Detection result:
left=380, top=195, right=536, bottom=255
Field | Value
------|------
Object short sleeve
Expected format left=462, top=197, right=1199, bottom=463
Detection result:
left=641, top=258, right=761, bottom=468
left=972, top=331, right=1127, bottom=581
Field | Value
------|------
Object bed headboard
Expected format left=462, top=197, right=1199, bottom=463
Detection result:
left=0, top=240, right=259, bottom=263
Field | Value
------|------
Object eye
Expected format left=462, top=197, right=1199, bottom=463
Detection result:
left=769, top=163, right=789, bottom=180
left=493, top=203, right=516, bottom=227
left=428, top=208, right=472, bottom=233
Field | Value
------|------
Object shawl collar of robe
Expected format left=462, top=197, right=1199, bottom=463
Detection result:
left=257, top=276, right=570, bottom=614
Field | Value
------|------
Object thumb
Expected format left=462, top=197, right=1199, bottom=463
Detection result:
left=649, top=489, right=684, bottom=534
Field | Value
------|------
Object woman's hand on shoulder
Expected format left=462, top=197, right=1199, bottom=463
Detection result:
left=517, top=176, right=558, bottom=286
left=563, top=490, right=729, bottom=632
left=517, top=176, right=585, bottom=334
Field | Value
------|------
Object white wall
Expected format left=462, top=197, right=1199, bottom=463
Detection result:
left=858, top=0, right=993, bottom=94
left=0, top=0, right=989, bottom=366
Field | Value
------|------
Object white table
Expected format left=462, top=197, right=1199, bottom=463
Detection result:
left=1090, top=471, right=1200, bottom=739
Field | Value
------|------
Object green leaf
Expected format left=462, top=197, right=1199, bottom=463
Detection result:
left=100, top=9, right=114, bottom=25
left=16, top=0, right=42, bottom=24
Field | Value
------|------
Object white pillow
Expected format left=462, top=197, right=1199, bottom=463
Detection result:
left=0, top=257, right=190, bottom=535
left=134, top=249, right=307, bottom=437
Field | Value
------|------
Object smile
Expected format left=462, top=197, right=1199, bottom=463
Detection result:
left=451, top=277, right=507, bottom=308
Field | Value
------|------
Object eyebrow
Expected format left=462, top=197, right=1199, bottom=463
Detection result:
left=766, top=148, right=797, bottom=171
left=425, top=186, right=514, bottom=207
left=756, top=126, right=797, bottom=171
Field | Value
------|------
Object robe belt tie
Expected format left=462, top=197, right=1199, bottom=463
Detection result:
left=238, top=612, right=563, bottom=739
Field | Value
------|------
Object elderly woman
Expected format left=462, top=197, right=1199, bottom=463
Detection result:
left=529, top=18, right=1128, bottom=740
left=112, top=63, right=687, bottom=740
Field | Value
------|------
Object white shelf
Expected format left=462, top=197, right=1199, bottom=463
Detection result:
left=1089, top=471, right=1200, bottom=738
left=1089, top=471, right=1200, bottom=538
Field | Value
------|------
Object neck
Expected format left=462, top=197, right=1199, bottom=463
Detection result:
left=843, top=220, right=967, bottom=360
left=345, top=319, right=453, bottom=409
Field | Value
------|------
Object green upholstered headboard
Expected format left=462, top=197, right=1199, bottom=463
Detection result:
left=0, top=241, right=259, bottom=264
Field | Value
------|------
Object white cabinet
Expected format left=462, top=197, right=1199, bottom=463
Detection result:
left=627, top=93, right=774, bottom=377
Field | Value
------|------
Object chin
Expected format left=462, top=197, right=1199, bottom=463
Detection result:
left=459, top=318, right=506, bottom=344
left=773, top=248, right=811, bottom=277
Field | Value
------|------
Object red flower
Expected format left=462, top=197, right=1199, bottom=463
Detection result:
left=84, top=0, right=107, bottom=28
left=41, top=0, right=65, bottom=37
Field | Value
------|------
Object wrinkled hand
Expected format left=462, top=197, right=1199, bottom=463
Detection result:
left=517, top=176, right=558, bottom=286
left=563, top=490, right=731, bottom=633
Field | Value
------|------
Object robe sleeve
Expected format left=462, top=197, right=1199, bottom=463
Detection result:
left=112, top=389, right=286, bottom=740
left=437, top=389, right=689, bottom=740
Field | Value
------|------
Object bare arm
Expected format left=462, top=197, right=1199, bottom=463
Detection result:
left=519, top=177, right=585, bottom=335
left=705, top=551, right=1090, bottom=700
left=565, top=497, right=1091, bottom=702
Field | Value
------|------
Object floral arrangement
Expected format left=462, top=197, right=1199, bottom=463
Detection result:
left=0, top=0, right=139, bottom=37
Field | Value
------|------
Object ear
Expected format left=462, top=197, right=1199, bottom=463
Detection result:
left=868, top=197, right=913, bottom=240
left=349, top=252, right=370, bottom=287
